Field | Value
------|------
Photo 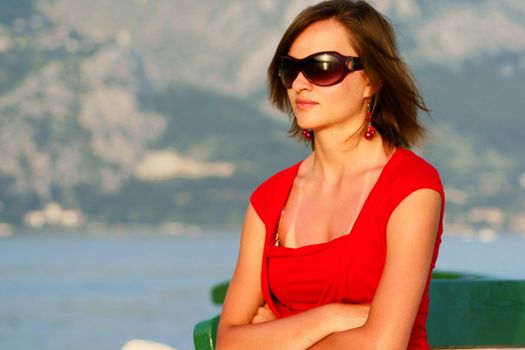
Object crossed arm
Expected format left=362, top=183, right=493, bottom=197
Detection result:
left=216, top=188, right=442, bottom=350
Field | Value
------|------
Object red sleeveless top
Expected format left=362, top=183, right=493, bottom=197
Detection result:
left=250, top=148, right=444, bottom=349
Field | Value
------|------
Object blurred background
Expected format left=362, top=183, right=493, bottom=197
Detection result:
left=1, top=0, right=524, bottom=349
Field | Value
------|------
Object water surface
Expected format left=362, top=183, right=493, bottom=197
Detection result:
left=1, top=231, right=523, bottom=350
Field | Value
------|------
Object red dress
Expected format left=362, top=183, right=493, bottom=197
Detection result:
left=250, top=148, right=445, bottom=349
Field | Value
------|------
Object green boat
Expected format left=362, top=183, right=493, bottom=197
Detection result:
left=194, top=271, right=525, bottom=349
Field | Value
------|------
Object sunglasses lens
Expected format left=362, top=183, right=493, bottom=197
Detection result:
left=280, top=58, right=300, bottom=89
left=305, top=54, right=345, bottom=86
left=279, top=53, right=347, bottom=88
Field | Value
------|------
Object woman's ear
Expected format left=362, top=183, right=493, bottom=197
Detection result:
left=363, top=75, right=383, bottom=99
left=363, top=83, right=373, bottom=99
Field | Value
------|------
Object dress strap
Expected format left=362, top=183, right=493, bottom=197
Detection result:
left=274, top=209, right=284, bottom=246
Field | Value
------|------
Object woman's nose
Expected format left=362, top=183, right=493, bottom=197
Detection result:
left=291, top=71, right=313, bottom=91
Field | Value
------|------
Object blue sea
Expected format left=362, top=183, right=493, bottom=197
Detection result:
left=1, top=230, right=524, bottom=350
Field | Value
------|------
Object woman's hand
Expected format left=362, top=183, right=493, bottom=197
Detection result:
left=251, top=303, right=277, bottom=324
left=332, top=303, right=370, bottom=331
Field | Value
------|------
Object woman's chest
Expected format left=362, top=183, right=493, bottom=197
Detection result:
left=279, top=171, right=382, bottom=247
left=266, top=226, right=386, bottom=312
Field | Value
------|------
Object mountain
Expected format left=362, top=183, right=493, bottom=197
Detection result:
left=0, top=0, right=524, bottom=233
left=35, top=0, right=525, bottom=94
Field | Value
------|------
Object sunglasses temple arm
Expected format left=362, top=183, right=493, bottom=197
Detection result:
left=348, top=58, right=364, bottom=71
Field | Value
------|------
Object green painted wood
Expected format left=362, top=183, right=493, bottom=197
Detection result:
left=430, top=270, right=487, bottom=280
left=193, top=315, right=219, bottom=350
left=211, top=281, right=229, bottom=305
left=428, top=279, right=525, bottom=347
left=195, top=279, right=525, bottom=349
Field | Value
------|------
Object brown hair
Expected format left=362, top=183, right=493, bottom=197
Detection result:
left=267, top=0, right=429, bottom=148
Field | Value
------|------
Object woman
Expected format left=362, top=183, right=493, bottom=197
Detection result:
left=217, top=1, right=444, bottom=349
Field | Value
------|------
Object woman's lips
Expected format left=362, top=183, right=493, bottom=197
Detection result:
left=295, top=98, right=318, bottom=110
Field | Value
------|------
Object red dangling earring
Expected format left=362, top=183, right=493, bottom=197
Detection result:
left=302, top=129, right=313, bottom=140
left=365, top=102, right=376, bottom=140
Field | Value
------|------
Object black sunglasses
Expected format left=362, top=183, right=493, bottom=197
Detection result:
left=278, top=51, right=364, bottom=89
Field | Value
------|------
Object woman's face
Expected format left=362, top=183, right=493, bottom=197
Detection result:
left=286, top=19, right=372, bottom=135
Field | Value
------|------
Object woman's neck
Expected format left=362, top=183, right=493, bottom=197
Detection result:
left=306, top=133, right=393, bottom=184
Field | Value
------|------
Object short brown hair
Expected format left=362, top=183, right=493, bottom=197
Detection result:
left=267, top=0, right=429, bottom=148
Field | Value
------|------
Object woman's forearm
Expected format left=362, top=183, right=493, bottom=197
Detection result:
left=308, top=326, right=375, bottom=350
left=217, top=303, right=369, bottom=350
left=217, top=304, right=338, bottom=350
